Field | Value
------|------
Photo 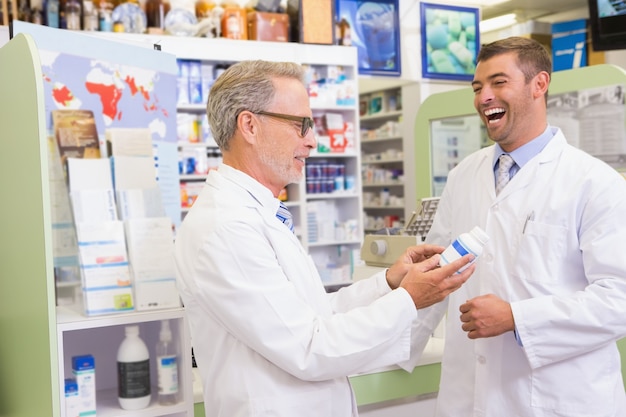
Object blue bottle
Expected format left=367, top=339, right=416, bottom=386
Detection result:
left=46, top=0, right=59, bottom=28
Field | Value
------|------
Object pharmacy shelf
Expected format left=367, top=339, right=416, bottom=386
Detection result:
left=0, top=32, right=193, bottom=417
left=89, top=388, right=189, bottom=417
left=56, top=305, right=185, bottom=331
left=360, top=86, right=413, bottom=233
left=360, top=109, right=403, bottom=122
left=57, top=314, right=192, bottom=417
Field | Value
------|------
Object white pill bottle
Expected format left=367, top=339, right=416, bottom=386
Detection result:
left=439, top=226, right=489, bottom=273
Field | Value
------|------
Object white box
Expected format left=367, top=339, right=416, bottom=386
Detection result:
left=72, top=355, right=96, bottom=417
left=64, top=378, right=80, bottom=417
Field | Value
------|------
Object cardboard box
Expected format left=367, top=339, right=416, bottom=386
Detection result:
left=72, top=355, right=96, bottom=417
left=247, top=12, right=289, bottom=42
left=221, top=7, right=248, bottom=40
left=64, top=379, right=80, bottom=417
left=286, top=0, right=334, bottom=44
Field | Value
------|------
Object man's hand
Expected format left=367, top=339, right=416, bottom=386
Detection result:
left=399, top=254, right=475, bottom=310
left=386, top=244, right=446, bottom=290
left=459, top=294, right=515, bottom=339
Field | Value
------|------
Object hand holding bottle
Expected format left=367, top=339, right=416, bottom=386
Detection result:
left=385, top=244, right=446, bottom=290
left=400, top=253, right=475, bottom=310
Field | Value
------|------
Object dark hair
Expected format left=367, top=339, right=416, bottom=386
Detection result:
left=476, top=37, right=552, bottom=83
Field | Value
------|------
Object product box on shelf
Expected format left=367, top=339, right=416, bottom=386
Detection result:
left=188, top=60, right=203, bottom=104
left=368, top=92, right=385, bottom=114
left=64, top=378, right=80, bottom=417
left=180, top=182, right=205, bottom=209
left=247, top=11, right=289, bottom=42
left=222, top=7, right=248, bottom=40
left=177, top=59, right=212, bottom=106
left=176, top=60, right=190, bottom=105
left=72, top=354, right=96, bottom=417
left=287, top=0, right=335, bottom=44
left=324, top=113, right=348, bottom=153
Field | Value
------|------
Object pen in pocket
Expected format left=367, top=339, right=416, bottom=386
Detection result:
left=522, top=211, right=535, bottom=235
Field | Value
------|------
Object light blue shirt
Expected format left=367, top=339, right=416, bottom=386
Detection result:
left=491, top=125, right=555, bottom=346
left=492, top=125, right=555, bottom=184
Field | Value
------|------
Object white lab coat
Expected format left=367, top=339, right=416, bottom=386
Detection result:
left=174, top=165, right=432, bottom=417
left=425, top=129, right=626, bottom=417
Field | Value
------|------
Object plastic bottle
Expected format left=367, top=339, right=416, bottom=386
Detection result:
left=439, top=226, right=489, bottom=273
left=46, top=0, right=60, bottom=28
left=64, top=0, right=81, bottom=30
left=82, top=0, right=98, bottom=31
left=145, top=0, right=170, bottom=33
left=98, top=0, right=113, bottom=31
left=380, top=188, right=390, bottom=206
left=117, top=325, right=151, bottom=410
left=156, top=320, right=179, bottom=406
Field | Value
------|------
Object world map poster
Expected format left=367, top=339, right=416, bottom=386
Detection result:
left=40, top=48, right=176, bottom=144
left=12, top=21, right=182, bottom=276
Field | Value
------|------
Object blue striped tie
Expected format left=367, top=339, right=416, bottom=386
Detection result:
left=276, top=201, right=294, bottom=233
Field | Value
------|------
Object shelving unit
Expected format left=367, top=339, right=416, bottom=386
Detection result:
left=57, top=306, right=193, bottom=417
left=87, top=32, right=364, bottom=289
left=359, top=88, right=406, bottom=234
left=178, top=141, right=221, bottom=217
left=0, top=31, right=194, bottom=417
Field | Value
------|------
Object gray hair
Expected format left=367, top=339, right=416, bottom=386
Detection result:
left=206, top=60, right=306, bottom=150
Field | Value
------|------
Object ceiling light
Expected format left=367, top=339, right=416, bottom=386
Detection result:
left=479, top=13, right=518, bottom=33
left=448, top=0, right=510, bottom=6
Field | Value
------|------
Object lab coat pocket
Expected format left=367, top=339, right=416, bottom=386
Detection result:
left=249, top=387, right=332, bottom=416
left=513, top=220, right=568, bottom=284
left=530, top=345, right=616, bottom=415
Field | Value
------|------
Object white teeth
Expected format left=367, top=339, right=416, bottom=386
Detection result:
left=484, top=108, right=505, bottom=116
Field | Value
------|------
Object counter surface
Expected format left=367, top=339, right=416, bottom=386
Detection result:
left=192, top=336, right=445, bottom=405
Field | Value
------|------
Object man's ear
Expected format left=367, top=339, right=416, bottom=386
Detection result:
left=534, top=71, right=550, bottom=99
left=237, top=111, right=259, bottom=144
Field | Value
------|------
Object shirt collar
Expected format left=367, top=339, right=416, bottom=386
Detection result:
left=217, top=164, right=280, bottom=212
left=492, top=125, right=555, bottom=170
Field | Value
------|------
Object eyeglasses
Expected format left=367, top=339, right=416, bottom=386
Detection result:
left=255, top=111, right=315, bottom=138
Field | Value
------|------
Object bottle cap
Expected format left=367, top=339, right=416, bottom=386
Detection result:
left=470, top=226, right=489, bottom=245
left=160, top=320, right=172, bottom=342
left=125, top=325, right=139, bottom=336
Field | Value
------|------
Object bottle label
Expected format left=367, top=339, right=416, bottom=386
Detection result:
left=118, top=359, right=151, bottom=398
left=157, top=355, right=179, bottom=395
left=452, top=239, right=470, bottom=257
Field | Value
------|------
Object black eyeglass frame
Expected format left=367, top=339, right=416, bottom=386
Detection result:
left=254, top=111, right=315, bottom=138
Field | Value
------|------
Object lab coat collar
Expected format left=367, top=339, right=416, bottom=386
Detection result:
left=213, top=164, right=281, bottom=216
left=490, top=128, right=566, bottom=200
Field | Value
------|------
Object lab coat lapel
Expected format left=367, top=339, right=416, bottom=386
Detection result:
left=493, top=131, right=566, bottom=201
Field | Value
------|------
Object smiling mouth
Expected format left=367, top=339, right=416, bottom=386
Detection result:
left=484, top=107, right=506, bottom=124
